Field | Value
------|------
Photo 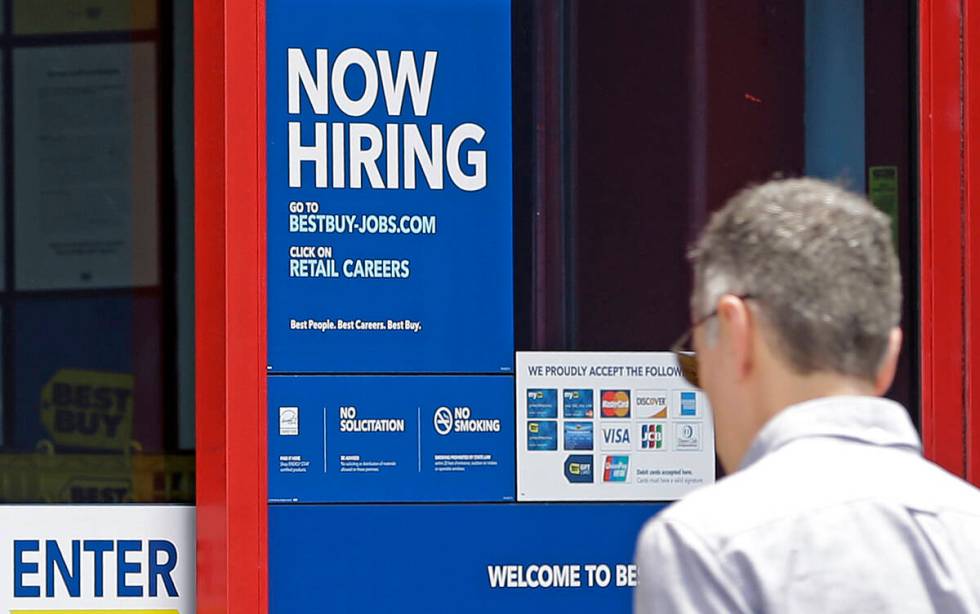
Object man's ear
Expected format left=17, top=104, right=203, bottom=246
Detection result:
left=874, top=327, right=903, bottom=396
left=717, top=295, right=753, bottom=380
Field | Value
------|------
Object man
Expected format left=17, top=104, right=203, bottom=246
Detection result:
left=635, top=178, right=980, bottom=613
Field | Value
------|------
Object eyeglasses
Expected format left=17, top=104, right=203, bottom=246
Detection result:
left=670, top=294, right=755, bottom=388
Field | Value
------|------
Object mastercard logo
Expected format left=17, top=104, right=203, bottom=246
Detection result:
left=600, top=390, right=631, bottom=418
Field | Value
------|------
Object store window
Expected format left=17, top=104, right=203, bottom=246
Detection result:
left=0, top=0, right=193, bottom=503
left=513, top=0, right=917, bottom=417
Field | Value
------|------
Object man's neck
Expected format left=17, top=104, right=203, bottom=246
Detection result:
left=756, top=371, right=878, bottom=427
left=721, top=371, right=878, bottom=472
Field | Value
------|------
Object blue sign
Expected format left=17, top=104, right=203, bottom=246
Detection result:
left=266, top=0, right=514, bottom=374
left=269, top=503, right=665, bottom=614
left=268, top=375, right=514, bottom=502
left=260, top=4, right=673, bottom=614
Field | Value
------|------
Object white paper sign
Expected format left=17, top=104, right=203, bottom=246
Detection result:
left=0, top=505, right=195, bottom=611
left=517, top=352, right=716, bottom=502
left=13, top=43, right=159, bottom=290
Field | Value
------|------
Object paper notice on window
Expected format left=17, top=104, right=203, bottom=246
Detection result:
left=13, top=0, right=158, bottom=35
left=517, top=351, right=716, bottom=502
left=13, top=43, right=159, bottom=290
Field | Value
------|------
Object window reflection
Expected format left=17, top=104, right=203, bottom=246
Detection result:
left=0, top=0, right=193, bottom=503
left=513, top=0, right=916, bottom=416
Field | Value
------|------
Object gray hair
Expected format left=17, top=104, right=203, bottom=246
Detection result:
left=689, top=177, right=901, bottom=380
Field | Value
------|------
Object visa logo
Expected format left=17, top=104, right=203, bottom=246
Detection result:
left=601, top=426, right=631, bottom=450
left=14, top=539, right=179, bottom=598
left=602, top=428, right=630, bottom=444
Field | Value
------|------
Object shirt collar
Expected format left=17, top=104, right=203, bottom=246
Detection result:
left=739, top=395, right=921, bottom=471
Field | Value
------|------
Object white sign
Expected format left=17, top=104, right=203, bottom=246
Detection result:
left=0, top=505, right=195, bottom=612
left=13, top=43, right=159, bottom=290
left=517, top=352, right=716, bottom=502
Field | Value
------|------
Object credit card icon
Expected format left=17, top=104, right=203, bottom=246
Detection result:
left=564, top=454, right=594, bottom=483
left=600, top=390, right=631, bottom=418
left=638, top=422, right=666, bottom=450
left=679, top=391, right=698, bottom=417
left=527, top=389, right=558, bottom=419
left=527, top=421, right=558, bottom=451
left=563, top=421, right=594, bottom=450
left=563, top=389, right=594, bottom=418
left=635, top=389, right=668, bottom=419
left=672, top=390, right=701, bottom=419
left=600, top=425, right=632, bottom=451
left=675, top=422, right=702, bottom=451
left=602, top=455, right=630, bottom=482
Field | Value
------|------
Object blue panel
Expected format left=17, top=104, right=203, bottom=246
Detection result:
left=269, top=503, right=666, bottom=614
left=805, top=0, right=866, bottom=191
left=268, top=375, right=515, bottom=502
left=266, top=0, right=514, bottom=374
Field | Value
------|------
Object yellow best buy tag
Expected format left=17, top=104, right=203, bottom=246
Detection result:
left=40, top=369, right=134, bottom=450
left=868, top=165, right=899, bottom=250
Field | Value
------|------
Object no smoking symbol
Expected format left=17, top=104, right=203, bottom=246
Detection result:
left=433, top=406, right=453, bottom=435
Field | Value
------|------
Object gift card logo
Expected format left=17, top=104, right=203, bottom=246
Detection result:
left=564, top=454, right=594, bottom=483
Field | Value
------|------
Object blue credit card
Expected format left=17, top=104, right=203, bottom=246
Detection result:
left=527, top=421, right=558, bottom=451
left=680, top=391, right=698, bottom=416
left=564, top=454, right=595, bottom=483
left=527, top=389, right=558, bottom=419
left=563, top=422, right=594, bottom=450
left=562, top=389, right=594, bottom=418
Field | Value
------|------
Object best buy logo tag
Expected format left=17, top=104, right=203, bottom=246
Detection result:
left=40, top=369, right=134, bottom=450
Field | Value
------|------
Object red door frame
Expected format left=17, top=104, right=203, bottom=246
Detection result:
left=967, top=0, right=980, bottom=487
left=919, top=0, right=980, bottom=485
left=193, top=0, right=977, bottom=611
left=194, top=0, right=268, bottom=612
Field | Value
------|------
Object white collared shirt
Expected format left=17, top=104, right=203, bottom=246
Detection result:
left=634, top=396, right=980, bottom=613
